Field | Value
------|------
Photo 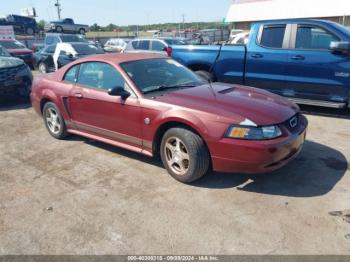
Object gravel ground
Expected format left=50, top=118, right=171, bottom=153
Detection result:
left=0, top=97, right=349, bottom=255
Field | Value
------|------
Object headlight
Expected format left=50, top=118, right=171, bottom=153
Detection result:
left=226, top=125, right=282, bottom=140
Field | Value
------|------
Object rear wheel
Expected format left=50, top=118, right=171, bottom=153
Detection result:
left=79, top=28, right=86, bottom=35
left=160, top=127, right=210, bottom=183
left=56, top=26, right=63, bottom=33
left=26, top=27, right=34, bottom=35
left=43, top=102, right=68, bottom=139
left=195, top=70, right=213, bottom=81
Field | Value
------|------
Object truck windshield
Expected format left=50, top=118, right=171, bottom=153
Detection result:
left=332, top=23, right=350, bottom=37
left=121, top=58, right=205, bottom=94
left=60, top=35, right=87, bottom=43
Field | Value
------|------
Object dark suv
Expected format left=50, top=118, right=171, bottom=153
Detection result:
left=0, top=15, right=38, bottom=35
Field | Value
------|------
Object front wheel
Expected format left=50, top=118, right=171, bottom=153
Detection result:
left=56, top=26, right=63, bottom=33
left=160, top=128, right=210, bottom=183
left=38, top=62, right=48, bottom=74
left=43, top=102, right=68, bottom=140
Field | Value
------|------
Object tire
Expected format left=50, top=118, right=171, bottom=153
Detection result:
left=26, top=27, right=34, bottom=35
left=160, top=127, right=210, bottom=183
left=43, top=102, right=68, bottom=140
left=195, top=70, right=213, bottom=81
left=56, top=26, right=63, bottom=33
left=78, top=28, right=86, bottom=35
left=38, top=62, right=48, bottom=74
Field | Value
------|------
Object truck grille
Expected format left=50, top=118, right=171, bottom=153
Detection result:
left=0, top=64, right=27, bottom=82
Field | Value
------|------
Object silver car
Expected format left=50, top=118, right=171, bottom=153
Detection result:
left=104, top=38, right=129, bottom=53
left=124, top=38, right=187, bottom=55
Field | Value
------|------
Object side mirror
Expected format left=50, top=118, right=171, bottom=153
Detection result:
left=108, top=86, right=131, bottom=100
left=330, top=41, right=350, bottom=55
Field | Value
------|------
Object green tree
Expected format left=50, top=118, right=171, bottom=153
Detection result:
left=37, top=20, right=46, bottom=31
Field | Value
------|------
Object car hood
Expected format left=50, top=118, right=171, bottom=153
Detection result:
left=153, top=83, right=299, bottom=126
left=0, top=57, right=24, bottom=69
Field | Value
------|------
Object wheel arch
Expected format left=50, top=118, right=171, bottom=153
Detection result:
left=152, top=119, right=211, bottom=161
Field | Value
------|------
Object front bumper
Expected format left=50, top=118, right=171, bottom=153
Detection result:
left=209, top=114, right=308, bottom=174
left=0, top=64, right=32, bottom=96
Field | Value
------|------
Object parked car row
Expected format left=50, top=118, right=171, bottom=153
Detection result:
left=0, top=45, right=32, bottom=97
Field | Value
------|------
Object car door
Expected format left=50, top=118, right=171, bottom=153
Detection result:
left=245, top=24, right=289, bottom=95
left=285, top=23, right=350, bottom=104
left=68, top=62, right=143, bottom=148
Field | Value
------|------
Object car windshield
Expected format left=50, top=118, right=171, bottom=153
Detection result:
left=72, top=44, right=104, bottom=55
left=121, top=58, right=205, bottom=94
left=332, top=22, right=350, bottom=37
left=0, top=40, right=26, bottom=49
left=0, top=45, right=10, bottom=56
left=60, top=35, right=87, bottom=43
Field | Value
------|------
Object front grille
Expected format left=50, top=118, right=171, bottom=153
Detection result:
left=282, top=113, right=300, bottom=133
left=0, top=64, right=27, bottom=82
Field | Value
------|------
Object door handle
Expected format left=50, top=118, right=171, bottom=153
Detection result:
left=74, top=93, right=83, bottom=99
left=290, top=55, right=305, bottom=60
left=251, top=53, right=263, bottom=59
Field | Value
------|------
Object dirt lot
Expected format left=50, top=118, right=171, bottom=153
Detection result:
left=0, top=97, right=349, bottom=255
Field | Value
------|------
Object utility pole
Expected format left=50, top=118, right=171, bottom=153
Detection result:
left=181, top=14, right=185, bottom=32
left=54, top=0, right=62, bottom=20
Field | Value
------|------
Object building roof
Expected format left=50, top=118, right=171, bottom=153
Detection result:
left=226, top=0, right=350, bottom=22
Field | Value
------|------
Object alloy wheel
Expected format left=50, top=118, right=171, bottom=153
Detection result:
left=45, top=107, right=61, bottom=135
left=164, top=137, right=190, bottom=176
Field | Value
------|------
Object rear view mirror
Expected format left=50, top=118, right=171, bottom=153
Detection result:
left=108, top=86, right=131, bottom=100
left=330, top=41, right=350, bottom=55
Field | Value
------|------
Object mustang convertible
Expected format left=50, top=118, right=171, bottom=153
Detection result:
left=31, top=53, right=308, bottom=183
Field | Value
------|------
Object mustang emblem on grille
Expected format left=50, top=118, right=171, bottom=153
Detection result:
left=289, top=117, right=298, bottom=128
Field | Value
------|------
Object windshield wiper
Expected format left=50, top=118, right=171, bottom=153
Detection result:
left=143, top=84, right=198, bottom=94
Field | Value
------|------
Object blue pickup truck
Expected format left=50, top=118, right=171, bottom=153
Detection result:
left=171, top=19, right=350, bottom=108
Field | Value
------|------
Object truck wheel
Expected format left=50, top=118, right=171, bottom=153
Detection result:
left=160, top=127, right=210, bottom=183
left=195, top=70, right=213, bottom=81
left=43, top=102, right=68, bottom=140
left=39, top=62, right=48, bottom=74
left=26, top=27, right=34, bottom=35
left=79, top=28, right=86, bottom=35
left=56, top=26, right=63, bottom=33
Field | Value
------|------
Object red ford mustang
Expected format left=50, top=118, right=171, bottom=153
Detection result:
left=31, top=53, right=308, bottom=183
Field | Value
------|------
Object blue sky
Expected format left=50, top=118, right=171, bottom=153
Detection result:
left=0, top=0, right=232, bottom=26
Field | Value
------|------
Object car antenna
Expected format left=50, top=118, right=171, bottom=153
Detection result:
left=207, top=42, right=224, bottom=99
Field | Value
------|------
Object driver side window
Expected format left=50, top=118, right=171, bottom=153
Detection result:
left=77, top=62, right=126, bottom=91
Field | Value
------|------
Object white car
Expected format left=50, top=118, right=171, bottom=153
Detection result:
left=104, top=38, right=129, bottom=53
left=230, top=32, right=250, bottom=45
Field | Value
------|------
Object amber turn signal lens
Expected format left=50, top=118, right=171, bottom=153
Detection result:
left=229, top=127, right=249, bottom=138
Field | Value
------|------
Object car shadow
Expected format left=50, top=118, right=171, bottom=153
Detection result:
left=66, top=136, right=164, bottom=168
left=300, top=105, right=350, bottom=120
left=68, top=135, right=347, bottom=197
left=0, top=97, right=31, bottom=111
left=192, top=140, right=348, bottom=197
